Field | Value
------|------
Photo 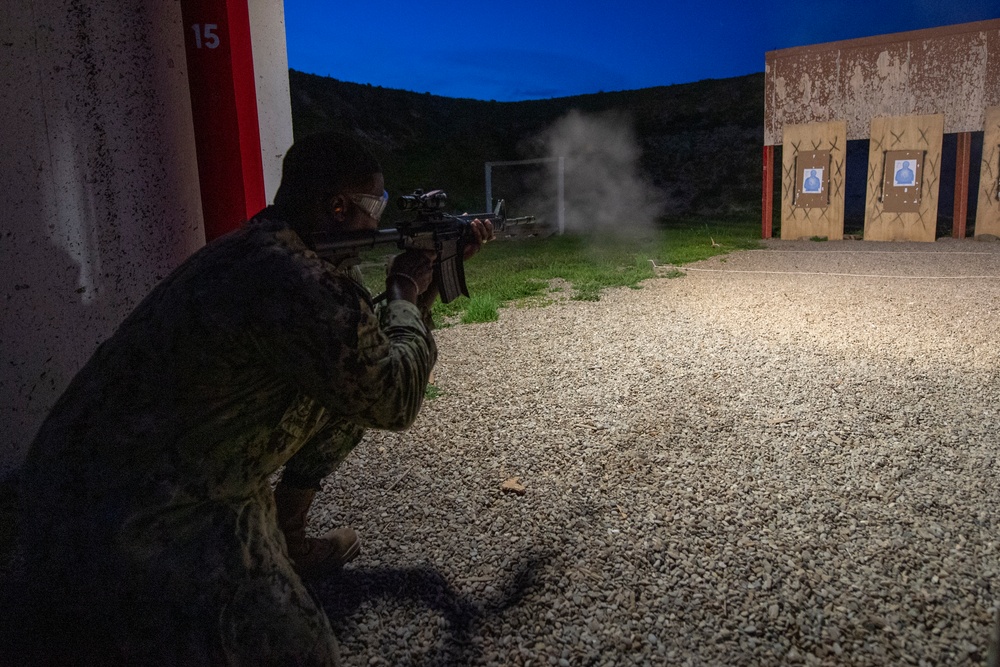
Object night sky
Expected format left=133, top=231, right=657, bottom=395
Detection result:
left=284, top=0, right=998, bottom=102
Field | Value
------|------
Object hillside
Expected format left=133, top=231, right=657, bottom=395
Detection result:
left=288, top=70, right=764, bottom=224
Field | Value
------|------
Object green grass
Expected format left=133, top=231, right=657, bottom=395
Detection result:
left=359, top=215, right=761, bottom=325
left=460, top=293, right=501, bottom=324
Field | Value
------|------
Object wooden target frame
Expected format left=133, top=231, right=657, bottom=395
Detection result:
left=977, top=107, right=1000, bottom=238
left=864, top=114, right=944, bottom=242
left=780, top=121, right=846, bottom=240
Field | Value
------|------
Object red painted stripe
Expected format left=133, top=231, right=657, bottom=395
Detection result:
left=762, top=145, right=774, bottom=239
left=226, top=0, right=265, bottom=220
left=180, top=0, right=265, bottom=241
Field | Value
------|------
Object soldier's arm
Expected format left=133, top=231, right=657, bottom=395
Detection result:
left=254, top=265, right=437, bottom=431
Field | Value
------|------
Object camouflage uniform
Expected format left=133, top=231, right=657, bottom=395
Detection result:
left=14, top=209, right=436, bottom=665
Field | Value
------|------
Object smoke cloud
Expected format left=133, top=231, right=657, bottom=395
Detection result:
left=528, top=110, right=665, bottom=236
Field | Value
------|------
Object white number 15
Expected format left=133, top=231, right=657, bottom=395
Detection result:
left=191, top=23, right=220, bottom=49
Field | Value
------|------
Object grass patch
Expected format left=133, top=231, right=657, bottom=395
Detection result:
left=460, top=293, right=501, bottom=324
left=358, top=215, right=760, bottom=325
left=424, top=383, right=443, bottom=400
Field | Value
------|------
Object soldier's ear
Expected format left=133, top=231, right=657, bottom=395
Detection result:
left=328, top=195, right=348, bottom=221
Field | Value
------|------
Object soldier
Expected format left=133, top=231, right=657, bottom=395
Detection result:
left=7, top=131, right=492, bottom=665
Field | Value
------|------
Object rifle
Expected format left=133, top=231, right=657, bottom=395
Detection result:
left=312, top=189, right=533, bottom=304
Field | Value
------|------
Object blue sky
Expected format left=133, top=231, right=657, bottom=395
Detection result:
left=284, top=1, right=998, bottom=102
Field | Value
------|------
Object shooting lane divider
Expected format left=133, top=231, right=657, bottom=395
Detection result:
left=180, top=0, right=266, bottom=242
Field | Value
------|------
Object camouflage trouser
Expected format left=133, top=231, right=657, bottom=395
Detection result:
left=281, top=418, right=367, bottom=490
left=7, top=486, right=342, bottom=666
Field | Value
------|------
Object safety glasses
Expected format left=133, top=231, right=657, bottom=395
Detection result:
left=347, top=190, right=389, bottom=222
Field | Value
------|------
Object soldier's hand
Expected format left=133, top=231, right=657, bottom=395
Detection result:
left=462, top=217, right=495, bottom=260
left=386, top=249, right=435, bottom=303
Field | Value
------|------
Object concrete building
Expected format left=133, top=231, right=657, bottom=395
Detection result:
left=0, top=0, right=294, bottom=476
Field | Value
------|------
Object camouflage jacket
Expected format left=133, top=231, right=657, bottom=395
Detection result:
left=15, top=210, right=437, bottom=661
left=25, top=209, right=437, bottom=502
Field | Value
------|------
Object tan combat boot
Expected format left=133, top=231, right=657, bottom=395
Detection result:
left=273, top=484, right=361, bottom=578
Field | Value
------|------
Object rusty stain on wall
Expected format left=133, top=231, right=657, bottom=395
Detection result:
left=765, top=19, right=1000, bottom=144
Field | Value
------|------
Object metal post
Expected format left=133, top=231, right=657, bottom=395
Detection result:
left=484, top=162, right=492, bottom=213
left=762, top=145, right=774, bottom=239
left=557, top=156, right=566, bottom=234
left=482, top=157, right=566, bottom=234
left=953, top=132, right=971, bottom=239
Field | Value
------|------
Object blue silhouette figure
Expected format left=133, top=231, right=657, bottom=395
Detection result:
left=803, top=169, right=821, bottom=193
left=894, top=161, right=915, bottom=186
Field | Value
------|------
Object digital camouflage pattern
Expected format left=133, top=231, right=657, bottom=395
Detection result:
left=13, top=209, right=436, bottom=665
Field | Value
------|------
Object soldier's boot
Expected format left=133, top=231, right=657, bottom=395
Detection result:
left=274, top=483, right=361, bottom=578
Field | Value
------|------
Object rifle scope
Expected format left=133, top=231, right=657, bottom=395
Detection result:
left=397, top=189, right=448, bottom=212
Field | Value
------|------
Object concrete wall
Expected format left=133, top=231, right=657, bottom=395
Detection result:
left=249, top=0, right=294, bottom=203
left=0, top=1, right=295, bottom=476
left=0, top=1, right=205, bottom=476
left=765, top=19, right=1000, bottom=144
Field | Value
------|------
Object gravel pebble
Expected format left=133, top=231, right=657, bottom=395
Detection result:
left=310, top=238, right=1000, bottom=666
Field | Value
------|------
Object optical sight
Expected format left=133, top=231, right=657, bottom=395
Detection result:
left=397, top=189, right=448, bottom=212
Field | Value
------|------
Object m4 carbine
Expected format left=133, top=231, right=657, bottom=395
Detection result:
left=313, top=189, right=530, bottom=303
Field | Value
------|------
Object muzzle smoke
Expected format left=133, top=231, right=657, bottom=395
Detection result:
left=529, top=110, right=665, bottom=236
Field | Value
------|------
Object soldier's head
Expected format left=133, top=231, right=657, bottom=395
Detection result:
left=274, top=131, right=386, bottom=235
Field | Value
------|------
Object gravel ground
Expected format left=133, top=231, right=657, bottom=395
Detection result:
left=310, top=237, right=1000, bottom=666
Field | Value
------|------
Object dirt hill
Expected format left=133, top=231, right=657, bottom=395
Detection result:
left=288, top=70, right=764, bottom=223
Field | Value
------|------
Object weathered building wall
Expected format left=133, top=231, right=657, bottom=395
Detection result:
left=0, top=1, right=205, bottom=477
left=0, top=0, right=294, bottom=477
left=765, top=19, right=1000, bottom=145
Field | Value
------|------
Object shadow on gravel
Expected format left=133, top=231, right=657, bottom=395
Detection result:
left=311, top=550, right=555, bottom=665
